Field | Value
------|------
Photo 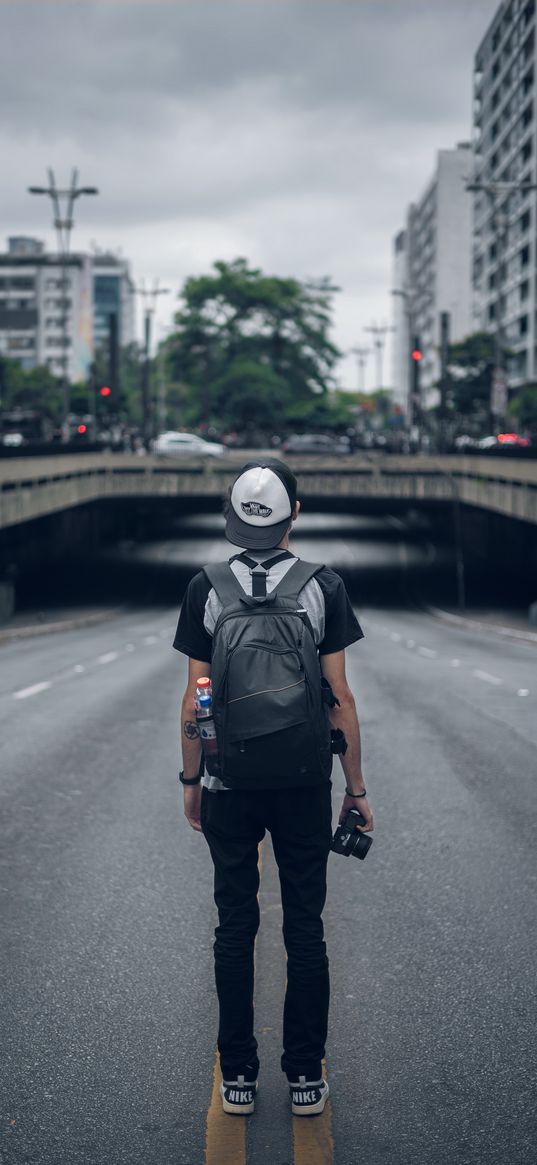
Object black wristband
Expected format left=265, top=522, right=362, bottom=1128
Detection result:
left=179, top=771, right=202, bottom=786
left=345, top=787, right=367, bottom=798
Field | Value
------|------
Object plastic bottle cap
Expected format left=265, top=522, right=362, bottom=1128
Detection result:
left=197, top=677, right=211, bottom=688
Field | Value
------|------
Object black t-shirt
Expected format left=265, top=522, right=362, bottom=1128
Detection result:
left=173, top=562, right=364, bottom=663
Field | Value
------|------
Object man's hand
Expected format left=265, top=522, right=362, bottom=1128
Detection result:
left=184, top=784, right=203, bottom=832
left=339, top=793, right=374, bottom=832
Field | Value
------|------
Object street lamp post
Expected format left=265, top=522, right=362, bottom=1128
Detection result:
left=130, top=280, right=170, bottom=447
left=364, top=321, right=395, bottom=390
left=466, top=179, right=537, bottom=430
left=29, top=169, right=98, bottom=441
left=349, top=346, right=370, bottom=392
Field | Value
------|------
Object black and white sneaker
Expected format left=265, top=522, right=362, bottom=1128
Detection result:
left=289, top=1076, right=330, bottom=1116
left=220, top=1075, right=258, bottom=1115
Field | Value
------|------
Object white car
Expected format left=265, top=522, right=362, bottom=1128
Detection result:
left=152, top=431, right=226, bottom=458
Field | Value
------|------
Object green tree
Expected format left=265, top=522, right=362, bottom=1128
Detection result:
left=164, top=258, right=340, bottom=433
left=0, top=357, right=62, bottom=420
left=446, top=331, right=495, bottom=424
left=508, top=384, right=537, bottom=433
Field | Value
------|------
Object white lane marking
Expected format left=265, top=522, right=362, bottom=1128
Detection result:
left=517, top=688, right=530, bottom=697
left=73, top=664, right=85, bottom=674
left=473, top=669, right=502, bottom=686
left=418, top=646, right=437, bottom=658
left=451, top=659, right=461, bottom=668
left=14, top=681, right=51, bottom=700
left=97, top=651, right=118, bottom=665
left=143, top=635, right=158, bottom=645
left=390, top=633, right=401, bottom=642
left=125, top=643, right=135, bottom=652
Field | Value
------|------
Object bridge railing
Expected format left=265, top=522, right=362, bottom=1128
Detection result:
left=1, top=453, right=537, bottom=529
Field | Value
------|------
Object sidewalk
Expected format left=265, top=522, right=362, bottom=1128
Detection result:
left=0, top=605, right=122, bottom=645
left=427, top=604, right=537, bottom=646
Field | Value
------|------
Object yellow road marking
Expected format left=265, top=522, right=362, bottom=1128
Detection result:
left=203, top=840, right=265, bottom=1165
left=292, top=1065, right=334, bottom=1165
left=204, top=1052, right=247, bottom=1165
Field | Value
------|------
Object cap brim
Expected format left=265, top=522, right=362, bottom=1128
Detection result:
left=225, top=507, right=291, bottom=550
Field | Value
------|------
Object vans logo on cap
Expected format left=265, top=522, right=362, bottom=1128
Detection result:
left=241, top=501, right=272, bottom=518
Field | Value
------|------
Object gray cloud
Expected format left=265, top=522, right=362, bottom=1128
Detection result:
left=0, top=0, right=497, bottom=385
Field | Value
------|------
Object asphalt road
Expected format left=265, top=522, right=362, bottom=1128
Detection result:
left=1, top=530, right=536, bottom=1165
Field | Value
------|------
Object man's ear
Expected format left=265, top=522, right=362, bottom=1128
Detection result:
left=292, top=500, right=301, bottom=522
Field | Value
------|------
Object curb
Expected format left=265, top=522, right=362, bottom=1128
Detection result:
left=0, top=607, right=123, bottom=645
left=426, top=604, right=537, bottom=646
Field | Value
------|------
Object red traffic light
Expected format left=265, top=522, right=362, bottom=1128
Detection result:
left=100, top=385, right=111, bottom=397
left=411, top=349, right=422, bottom=362
left=77, top=424, right=87, bottom=434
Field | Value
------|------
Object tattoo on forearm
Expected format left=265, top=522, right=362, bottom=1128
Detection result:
left=184, top=720, right=200, bottom=740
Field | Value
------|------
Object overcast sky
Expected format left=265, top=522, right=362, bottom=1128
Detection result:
left=1, top=0, right=497, bottom=389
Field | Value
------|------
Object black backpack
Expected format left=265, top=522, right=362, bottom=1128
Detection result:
left=203, top=554, right=333, bottom=790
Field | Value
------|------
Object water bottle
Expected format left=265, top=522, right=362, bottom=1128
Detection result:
left=195, top=677, right=219, bottom=773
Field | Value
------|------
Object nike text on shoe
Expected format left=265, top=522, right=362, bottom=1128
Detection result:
left=289, top=1076, right=329, bottom=1116
left=220, top=1075, right=258, bottom=1115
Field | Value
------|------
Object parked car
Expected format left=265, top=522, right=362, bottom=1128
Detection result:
left=282, top=433, right=351, bottom=455
left=152, top=431, right=226, bottom=458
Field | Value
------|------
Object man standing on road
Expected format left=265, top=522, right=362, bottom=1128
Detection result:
left=173, top=459, right=373, bottom=1116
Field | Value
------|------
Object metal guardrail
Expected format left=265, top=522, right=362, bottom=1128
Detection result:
left=1, top=453, right=537, bottom=529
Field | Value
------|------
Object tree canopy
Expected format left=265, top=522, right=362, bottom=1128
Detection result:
left=446, top=331, right=495, bottom=420
left=163, top=258, right=341, bottom=436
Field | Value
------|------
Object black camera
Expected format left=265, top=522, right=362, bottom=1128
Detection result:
left=331, top=809, right=373, bottom=861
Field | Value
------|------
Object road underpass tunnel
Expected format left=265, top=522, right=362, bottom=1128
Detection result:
left=5, top=501, right=536, bottom=624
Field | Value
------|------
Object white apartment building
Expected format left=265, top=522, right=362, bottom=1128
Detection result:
left=0, top=238, right=135, bottom=383
left=472, top=0, right=536, bottom=386
left=392, top=144, right=473, bottom=411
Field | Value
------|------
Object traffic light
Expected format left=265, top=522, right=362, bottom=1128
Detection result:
left=77, top=424, right=87, bottom=434
left=100, top=386, right=111, bottom=397
left=411, top=335, right=421, bottom=419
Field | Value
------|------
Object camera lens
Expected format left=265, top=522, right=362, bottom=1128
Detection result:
left=351, top=831, right=373, bottom=860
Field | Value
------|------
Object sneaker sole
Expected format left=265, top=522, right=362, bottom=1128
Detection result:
left=291, top=1089, right=329, bottom=1117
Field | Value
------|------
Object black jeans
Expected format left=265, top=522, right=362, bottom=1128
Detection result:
left=200, top=783, right=333, bottom=1082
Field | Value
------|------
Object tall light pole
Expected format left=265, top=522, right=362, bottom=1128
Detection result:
left=29, top=169, right=98, bottom=440
left=349, top=346, right=370, bottom=392
left=130, top=280, right=170, bottom=446
left=466, top=179, right=537, bottom=430
left=364, top=321, right=395, bottom=389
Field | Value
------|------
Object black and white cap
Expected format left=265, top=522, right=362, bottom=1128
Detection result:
left=225, top=460, right=297, bottom=550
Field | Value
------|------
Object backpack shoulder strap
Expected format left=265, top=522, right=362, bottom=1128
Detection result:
left=204, top=562, right=245, bottom=608
left=274, top=559, right=324, bottom=601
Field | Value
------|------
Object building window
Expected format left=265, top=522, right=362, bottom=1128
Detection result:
left=519, top=315, right=529, bottom=336
left=523, top=65, right=534, bottom=95
left=522, top=139, right=533, bottom=163
left=521, top=244, right=530, bottom=267
left=520, top=280, right=530, bottom=301
left=489, top=303, right=496, bottom=321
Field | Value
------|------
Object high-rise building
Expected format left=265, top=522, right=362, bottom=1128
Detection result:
left=471, top=0, right=536, bottom=386
left=0, top=239, right=136, bottom=382
left=392, top=144, right=474, bottom=411
left=0, top=237, right=93, bottom=382
left=91, top=251, right=135, bottom=352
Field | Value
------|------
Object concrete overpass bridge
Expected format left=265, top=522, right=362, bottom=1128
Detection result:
left=1, top=452, right=537, bottom=529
